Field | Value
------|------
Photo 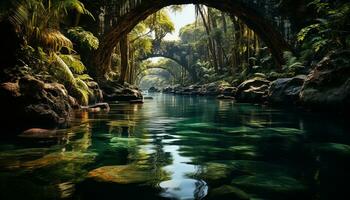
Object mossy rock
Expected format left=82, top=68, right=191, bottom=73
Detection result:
left=88, top=165, right=153, bottom=184
left=231, top=175, right=307, bottom=198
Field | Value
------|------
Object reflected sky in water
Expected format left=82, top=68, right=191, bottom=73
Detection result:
left=1, top=94, right=350, bottom=200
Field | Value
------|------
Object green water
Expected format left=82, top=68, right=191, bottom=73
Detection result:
left=1, top=94, right=350, bottom=200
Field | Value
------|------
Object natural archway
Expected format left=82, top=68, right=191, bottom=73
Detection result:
left=94, top=0, right=293, bottom=78
left=136, top=66, right=178, bottom=81
left=137, top=68, right=177, bottom=88
left=139, top=55, right=196, bottom=81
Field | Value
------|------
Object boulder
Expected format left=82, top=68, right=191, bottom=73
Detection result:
left=199, top=81, right=231, bottom=96
left=236, top=78, right=270, bottom=102
left=222, top=87, right=237, bottom=96
left=100, top=80, right=143, bottom=102
left=162, top=86, right=173, bottom=93
left=148, top=86, right=159, bottom=93
left=81, top=102, right=110, bottom=112
left=268, top=75, right=306, bottom=104
left=0, top=76, right=72, bottom=132
left=299, top=50, right=350, bottom=111
left=87, top=81, right=103, bottom=104
left=18, top=75, right=45, bottom=98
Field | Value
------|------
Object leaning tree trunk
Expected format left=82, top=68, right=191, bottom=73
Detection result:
left=119, top=34, right=129, bottom=84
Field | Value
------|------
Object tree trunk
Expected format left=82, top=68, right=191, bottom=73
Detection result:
left=197, top=5, right=218, bottom=72
left=119, top=34, right=129, bottom=84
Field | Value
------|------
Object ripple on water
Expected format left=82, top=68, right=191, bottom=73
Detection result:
left=159, top=179, right=208, bottom=200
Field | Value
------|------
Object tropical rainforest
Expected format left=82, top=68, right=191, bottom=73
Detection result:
left=0, top=0, right=349, bottom=200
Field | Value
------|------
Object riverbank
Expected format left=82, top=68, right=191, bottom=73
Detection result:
left=159, top=51, right=350, bottom=113
left=0, top=74, right=143, bottom=133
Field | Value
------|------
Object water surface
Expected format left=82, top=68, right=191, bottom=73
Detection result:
left=1, top=94, right=349, bottom=200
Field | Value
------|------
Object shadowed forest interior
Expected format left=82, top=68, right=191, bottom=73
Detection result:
left=0, top=0, right=349, bottom=200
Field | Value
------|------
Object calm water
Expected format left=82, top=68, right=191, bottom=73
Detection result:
left=1, top=94, right=350, bottom=200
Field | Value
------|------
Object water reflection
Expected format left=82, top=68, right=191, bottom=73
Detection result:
left=0, top=94, right=350, bottom=200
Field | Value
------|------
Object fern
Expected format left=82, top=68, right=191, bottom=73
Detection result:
left=52, top=53, right=76, bottom=87
left=59, top=54, right=86, bottom=74
left=282, top=51, right=304, bottom=75
left=67, top=27, right=99, bottom=50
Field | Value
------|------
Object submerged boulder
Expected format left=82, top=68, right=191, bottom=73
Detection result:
left=268, top=75, right=306, bottom=104
left=236, top=78, right=270, bottom=102
left=208, top=185, right=250, bottom=200
left=231, top=175, right=307, bottom=199
left=87, top=165, right=153, bottom=184
left=300, top=50, right=350, bottom=111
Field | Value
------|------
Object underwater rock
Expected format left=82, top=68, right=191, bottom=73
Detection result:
left=87, top=165, right=152, bottom=184
left=208, top=185, right=250, bottom=200
left=20, top=128, right=57, bottom=138
left=0, top=151, right=96, bottom=170
left=231, top=175, right=307, bottom=198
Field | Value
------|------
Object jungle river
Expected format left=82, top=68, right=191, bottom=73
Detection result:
left=0, top=94, right=349, bottom=200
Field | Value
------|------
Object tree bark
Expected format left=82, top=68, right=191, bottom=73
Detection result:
left=119, top=34, right=129, bottom=84
left=197, top=5, right=218, bottom=72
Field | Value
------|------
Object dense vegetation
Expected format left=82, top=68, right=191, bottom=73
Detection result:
left=0, top=0, right=349, bottom=130
left=113, top=1, right=349, bottom=89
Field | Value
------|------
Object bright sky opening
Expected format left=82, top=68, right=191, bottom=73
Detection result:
left=164, top=4, right=196, bottom=41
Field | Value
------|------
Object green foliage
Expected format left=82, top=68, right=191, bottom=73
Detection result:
left=297, top=1, right=350, bottom=56
left=144, top=10, right=175, bottom=41
left=67, top=27, right=99, bottom=51
left=282, top=51, right=304, bottom=75
left=75, top=77, right=92, bottom=105
left=8, top=0, right=92, bottom=52
left=59, top=54, right=86, bottom=74
left=51, top=53, right=92, bottom=105
left=51, top=53, right=76, bottom=87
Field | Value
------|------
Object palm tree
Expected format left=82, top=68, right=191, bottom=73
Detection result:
left=9, top=0, right=92, bottom=52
